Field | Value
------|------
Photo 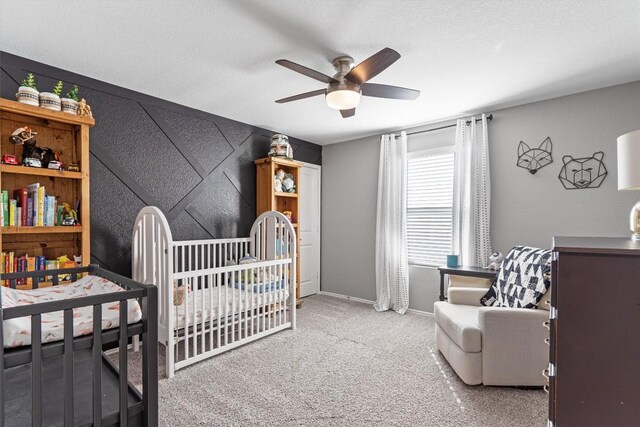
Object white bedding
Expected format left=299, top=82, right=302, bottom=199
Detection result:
left=2, top=275, right=142, bottom=348
left=175, top=286, right=289, bottom=329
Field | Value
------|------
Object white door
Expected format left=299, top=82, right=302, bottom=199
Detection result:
left=299, top=163, right=321, bottom=297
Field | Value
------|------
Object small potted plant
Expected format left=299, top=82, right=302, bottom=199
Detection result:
left=61, top=84, right=79, bottom=114
left=15, top=72, right=40, bottom=106
left=39, top=80, right=63, bottom=111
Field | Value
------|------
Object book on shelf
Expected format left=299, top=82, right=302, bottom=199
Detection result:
left=1, top=252, right=75, bottom=287
left=1, top=182, right=65, bottom=228
left=26, top=183, right=39, bottom=226
left=8, top=199, right=16, bottom=226
left=13, top=188, right=27, bottom=226
left=37, top=186, right=44, bottom=227
left=26, top=256, right=35, bottom=286
left=26, top=197, right=33, bottom=226
left=0, top=191, right=6, bottom=226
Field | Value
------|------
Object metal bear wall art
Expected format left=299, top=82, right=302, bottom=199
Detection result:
left=558, top=151, right=608, bottom=190
left=517, top=137, right=553, bottom=175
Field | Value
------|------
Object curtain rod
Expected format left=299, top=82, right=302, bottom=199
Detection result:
left=395, top=114, right=493, bottom=138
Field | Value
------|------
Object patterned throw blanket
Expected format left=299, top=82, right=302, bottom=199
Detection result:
left=483, top=246, right=552, bottom=308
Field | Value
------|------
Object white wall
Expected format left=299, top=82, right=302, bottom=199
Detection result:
left=321, top=81, right=640, bottom=313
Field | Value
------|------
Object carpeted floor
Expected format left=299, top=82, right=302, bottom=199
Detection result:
left=118, top=294, right=547, bottom=426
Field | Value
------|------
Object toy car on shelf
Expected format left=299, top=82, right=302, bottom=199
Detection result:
left=61, top=217, right=78, bottom=226
left=1, top=154, right=18, bottom=165
left=66, top=164, right=79, bottom=172
left=23, top=157, right=42, bottom=168
left=47, top=160, right=63, bottom=170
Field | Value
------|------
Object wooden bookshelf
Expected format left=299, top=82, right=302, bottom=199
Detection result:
left=0, top=164, right=83, bottom=179
left=2, top=226, right=83, bottom=235
left=0, top=98, right=93, bottom=268
left=255, top=156, right=303, bottom=306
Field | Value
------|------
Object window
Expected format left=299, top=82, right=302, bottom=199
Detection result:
left=407, top=148, right=455, bottom=266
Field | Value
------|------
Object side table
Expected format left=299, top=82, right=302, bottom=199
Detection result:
left=438, top=265, right=498, bottom=301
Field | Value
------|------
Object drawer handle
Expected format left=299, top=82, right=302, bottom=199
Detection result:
left=544, top=384, right=549, bottom=393
left=542, top=369, right=550, bottom=379
left=543, top=321, right=550, bottom=330
left=545, top=338, right=550, bottom=345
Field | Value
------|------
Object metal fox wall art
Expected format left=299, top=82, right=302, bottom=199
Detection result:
left=517, top=137, right=553, bottom=175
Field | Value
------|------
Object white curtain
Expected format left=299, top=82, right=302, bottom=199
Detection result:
left=374, top=132, right=409, bottom=314
left=452, top=114, right=493, bottom=267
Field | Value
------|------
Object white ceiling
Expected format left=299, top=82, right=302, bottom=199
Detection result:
left=1, top=0, right=639, bottom=145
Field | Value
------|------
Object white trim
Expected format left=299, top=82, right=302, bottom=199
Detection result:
left=319, top=291, right=375, bottom=305
left=407, top=308, right=435, bottom=317
left=408, top=263, right=440, bottom=269
left=299, top=161, right=322, bottom=298
left=298, top=161, right=321, bottom=171
left=318, top=291, right=434, bottom=316
left=407, top=145, right=454, bottom=159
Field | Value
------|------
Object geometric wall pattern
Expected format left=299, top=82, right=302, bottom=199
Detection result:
left=0, top=52, right=322, bottom=277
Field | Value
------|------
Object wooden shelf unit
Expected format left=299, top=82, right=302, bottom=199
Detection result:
left=0, top=164, right=83, bottom=179
left=0, top=98, right=93, bottom=266
left=255, top=156, right=302, bottom=304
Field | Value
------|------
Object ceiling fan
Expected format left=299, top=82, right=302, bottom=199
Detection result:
left=275, top=47, right=420, bottom=118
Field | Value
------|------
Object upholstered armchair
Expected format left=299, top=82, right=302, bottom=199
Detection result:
left=433, top=275, right=550, bottom=386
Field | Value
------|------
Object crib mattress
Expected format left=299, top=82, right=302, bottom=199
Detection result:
left=175, top=286, right=289, bottom=329
left=2, top=275, right=142, bottom=348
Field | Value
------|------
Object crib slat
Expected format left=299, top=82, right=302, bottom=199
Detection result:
left=260, top=266, right=266, bottom=333
left=191, top=277, right=197, bottom=358
left=209, top=273, right=214, bottom=353
left=217, top=272, right=221, bottom=348
left=245, top=264, right=255, bottom=335
left=224, top=272, right=229, bottom=345
left=201, top=245, right=205, bottom=355
left=141, top=283, right=158, bottom=427
left=284, top=249, right=288, bottom=326
left=119, top=300, right=128, bottom=426
left=243, top=264, right=248, bottom=341
left=31, top=313, right=42, bottom=427
left=231, top=269, right=235, bottom=344
left=93, top=304, right=103, bottom=427
left=64, top=309, right=74, bottom=425
left=183, top=277, right=188, bottom=361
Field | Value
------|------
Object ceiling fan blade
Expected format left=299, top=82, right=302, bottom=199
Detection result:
left=361, top=83, right=420, bottom=100
left=275, top=89, right=326, bottom=104
left=345, top=48, right=401, bottom=85
left=276, top=59, right=339, bottom=84
left=340, top=108, right=355, bottom=118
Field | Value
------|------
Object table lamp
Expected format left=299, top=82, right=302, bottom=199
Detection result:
left=617, top=129, right=640, bottom=241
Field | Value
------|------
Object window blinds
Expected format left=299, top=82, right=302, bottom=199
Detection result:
left=407, top=150, right=455, bottom=266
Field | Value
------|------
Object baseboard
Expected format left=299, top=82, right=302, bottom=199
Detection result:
left=407, top=308, right=434, bottom=317
left=319, top=291, right=434, bottom=317
left=319, top=291, right=375, bottom=305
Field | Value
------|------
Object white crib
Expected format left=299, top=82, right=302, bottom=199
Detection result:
left=131, top=207, right=296, bottom=378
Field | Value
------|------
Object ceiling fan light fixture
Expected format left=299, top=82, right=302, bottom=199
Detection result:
left=325, top=89, right=361, bottom=110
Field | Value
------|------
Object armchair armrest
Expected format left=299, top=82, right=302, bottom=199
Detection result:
left=447, top=287, right=487, bottom=306
left=478, top=307, right=549, bottom=386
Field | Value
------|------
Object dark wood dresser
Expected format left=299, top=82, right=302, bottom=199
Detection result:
left=548, top=237, right=640, bottom=427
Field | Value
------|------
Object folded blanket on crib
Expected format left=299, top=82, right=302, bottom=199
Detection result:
left=233, top=281, right=285, bottom=293
left=2, top=275, right=142, bottom=348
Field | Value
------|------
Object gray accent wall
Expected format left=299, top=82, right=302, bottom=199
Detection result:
left=322, top=80, right=640, bottom=312
left=0, top=52, right=322, bottom=277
